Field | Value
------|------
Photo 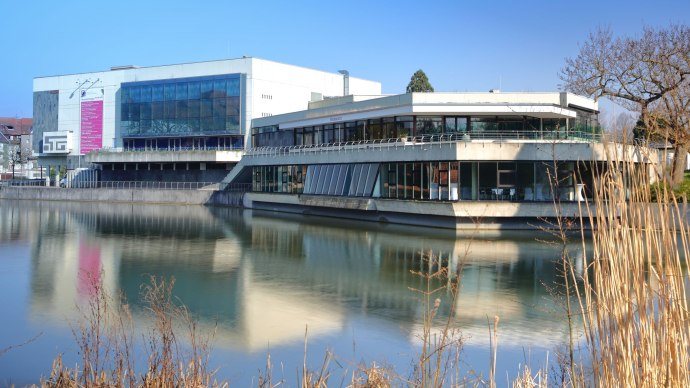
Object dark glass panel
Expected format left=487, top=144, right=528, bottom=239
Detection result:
left=176, top=100, right=188, bottom=119
left=151, top=102, right=163, bottom=119
left=164, top=101, right=176, bottom=119
left=151, top=85, right=164, bottom=102
left=213, top=117, right=225, bottom=131
left=140, top=102, right=151, bottom=120
left=140, top=119, right=152, bottom=134
left=130, top=86, right=141, bottom=103
left=189, top=118, right=200, bottom=133
left=213, top=79, right=226, bottom=98
left=140, top=86, right=152, bottom=102
left=201, top=99, right=213, bottom=118
left=188, top=82, right=201, bottom=99
left=176, top=83, right=188, bottom=100
left=121, top=87, right=131, bottom=103
left=201, top=117, right=214, bottom=132
left=226, top=116, right=240, bottom=133
left=226, top=97, right=240, bottom=116
left=201, top=80, right=214, bottom=99
left=227, top=78, right=240, bottom=96
left=164, top=84, right=176, bottom=101
left=213, top=98, right=226, bottom=118
left=129, top=103, right=140, bottom=121
left=187, top=100, right=200, bottom=118
left=121, top=103, right=130, bottom=120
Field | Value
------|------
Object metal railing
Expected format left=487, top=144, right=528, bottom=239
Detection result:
left=83, top=181, right=220, bottom=190
left=94, top=145, right=245, bottom=153
left=246, top=130, right=604, bottom=158
left=1, top=179, right=47, bottom=187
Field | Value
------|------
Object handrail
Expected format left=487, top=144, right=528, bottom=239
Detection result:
left=246, top=130, right=604, bottom=158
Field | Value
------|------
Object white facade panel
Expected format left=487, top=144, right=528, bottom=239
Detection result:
left=33, top=57, right=382, bottom=155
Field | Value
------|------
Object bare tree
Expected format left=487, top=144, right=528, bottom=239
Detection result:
left=560, top=25, right=690, bottom=185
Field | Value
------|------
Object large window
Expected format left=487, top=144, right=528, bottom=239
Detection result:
left=121, top=74, right=241, bottom=138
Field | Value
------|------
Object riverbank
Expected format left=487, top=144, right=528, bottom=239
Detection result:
left=0, top=186, right=593, bottom=230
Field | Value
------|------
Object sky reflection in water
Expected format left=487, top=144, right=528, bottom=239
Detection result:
left=0, top=200, right=584, bottom=385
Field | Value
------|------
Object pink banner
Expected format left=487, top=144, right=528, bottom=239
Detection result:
left=80, top=99, right=103, bottom=154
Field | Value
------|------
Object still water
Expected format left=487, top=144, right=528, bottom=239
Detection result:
left=0, top=200, right=583, bottom=385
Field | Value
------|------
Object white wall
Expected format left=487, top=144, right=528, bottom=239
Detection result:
left=33, top=57, right=382, bottom=153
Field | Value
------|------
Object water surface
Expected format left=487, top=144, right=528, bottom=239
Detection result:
left=0, top=200, right=580, bottom=385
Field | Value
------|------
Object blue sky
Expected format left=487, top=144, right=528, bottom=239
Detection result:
left=1, top=0, right=689, bottom=118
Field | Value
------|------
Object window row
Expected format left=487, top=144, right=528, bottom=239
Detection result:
left=122, top=77, right=240, bottom=103
left=251, top=161, right=609, bottom=202
left=121, top=117, right=240, bottom=136
left=253, top=115, right=603, bottom=148
left=123, top=136, right=243, bottom=151
left=121, top=98, right=240, bottom=121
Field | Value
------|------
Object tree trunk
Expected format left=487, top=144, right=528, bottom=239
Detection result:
left=670, top=143, right=689, bottom=188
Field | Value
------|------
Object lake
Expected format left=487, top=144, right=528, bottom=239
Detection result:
left=0, top=199, right=582, bottom=386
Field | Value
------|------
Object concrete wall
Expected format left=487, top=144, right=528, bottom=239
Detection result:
left=0, top=187, right=213, bottom=204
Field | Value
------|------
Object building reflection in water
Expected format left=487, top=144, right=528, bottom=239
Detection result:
left=7, top=200, right=585, bottom=354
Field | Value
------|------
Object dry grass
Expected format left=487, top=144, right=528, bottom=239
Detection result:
left=568, top=145, right=690, bottom=386
left=41, top=275, right=224, bottom=388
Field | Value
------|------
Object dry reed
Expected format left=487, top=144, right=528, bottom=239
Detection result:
left=569, top=143, right=690, bottom=386
left=41, top=275, right=224, bottom=388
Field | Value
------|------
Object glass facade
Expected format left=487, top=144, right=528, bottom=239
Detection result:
left=252, top=161, right=607, bottom=202
left=253, top=112, right=603, bottom=148
left=120, top=74, right=242, bottom=150
left=32, top=90, right=60, bottom=153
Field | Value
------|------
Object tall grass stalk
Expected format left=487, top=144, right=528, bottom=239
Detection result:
left=572, top=144, right=690, bottom=386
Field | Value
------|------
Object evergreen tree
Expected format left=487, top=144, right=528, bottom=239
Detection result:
left=406, top=70, right=434, bottom=93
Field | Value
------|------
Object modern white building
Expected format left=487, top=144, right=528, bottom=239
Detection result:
left=218, top=92, right=656, bottom=228
left=32, top=57, right=380, bottom=183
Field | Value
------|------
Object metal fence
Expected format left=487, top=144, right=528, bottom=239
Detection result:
left=0, top=179, right=47, bottom=187
left=92, top=181, right=220, bottom=190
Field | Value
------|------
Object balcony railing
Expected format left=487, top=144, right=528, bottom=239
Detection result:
left=246, top=130, right=604, bottom=158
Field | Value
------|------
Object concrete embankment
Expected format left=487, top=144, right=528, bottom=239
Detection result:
left=0, top=187, right=245, bottom=207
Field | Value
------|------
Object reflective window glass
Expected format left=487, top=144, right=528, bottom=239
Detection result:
left=121, top=103, right=130, bottom=120
left=130, top=103, right=140, bottom=120
left=140, top=102, right=151, bottom=120
left=201, top=118, right=213, bottom=132
left=164, top=84, right=175, bottom=101
left=226, top=97, right=240, bottom=116
left=201, top=99, right=213, bottom=118
left=201, top=81, right=214, bottom=98
left=140, top=86, right=152, bottom=102
left=176, top=83, right=188, bottom=100
left=187, top=100, right=200, bottom=118
left=151, top=85, right=164, bottom=102
left=213, top=98, right=226, bottom=118
left=176, top=101, right=188, bottom=119
left=151, top=102, right=163, bottom=119
left=185, top=118, right=197, bottom=133
left=213, top=117, right=225, bottom=132
left=213, top=80, right=226, bottom=98
left=188, top=82, right=201, bottom=99
left=121, top=88, right=130, bottom=103
left=226, top=116, right=240, bottom=132
left=227, top=79, right=240, bottom=96
left=130, top=86, right=141, bottom=103
left=164, top=101, right=175, bottom=119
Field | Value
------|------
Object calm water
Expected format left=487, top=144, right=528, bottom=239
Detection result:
left=0, top=199, right=584, bottom=386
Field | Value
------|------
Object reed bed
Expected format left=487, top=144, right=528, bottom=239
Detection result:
left=569, top=148, right=690, bottom=387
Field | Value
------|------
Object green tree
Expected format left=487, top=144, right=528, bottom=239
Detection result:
left=406, top=69, right=434, bottom=93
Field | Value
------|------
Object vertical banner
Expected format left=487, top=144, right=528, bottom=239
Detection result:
left=80, top=88, right=104, bottom=154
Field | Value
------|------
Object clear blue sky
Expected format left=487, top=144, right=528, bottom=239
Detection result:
left=1, top=0, right=689, bottom=118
